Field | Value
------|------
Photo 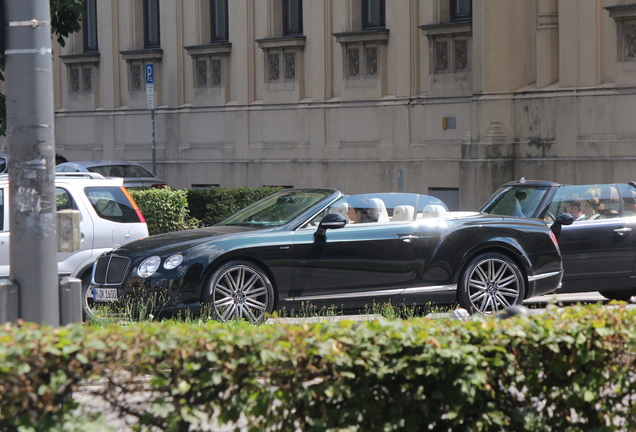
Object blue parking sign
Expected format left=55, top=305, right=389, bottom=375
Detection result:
left=145, top=64, right=154, bottom=85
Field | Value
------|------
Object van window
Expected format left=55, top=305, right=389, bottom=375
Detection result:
left=85, top=186, right=143, bottom=223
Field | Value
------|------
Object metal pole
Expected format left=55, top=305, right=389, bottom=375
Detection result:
left=151, top=108, right=156, bottom=175
left=5, top=0, right=59, bottom=325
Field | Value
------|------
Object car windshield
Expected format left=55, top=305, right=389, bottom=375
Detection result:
left=480, top=185, right=551, bottom=218
left=218, top=189, right=335, bottom=227
left=88, top=165, right=155, bottom=178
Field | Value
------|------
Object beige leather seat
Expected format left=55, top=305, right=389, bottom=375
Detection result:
left=369, top=198, right=390, bottom=223
left=392, top=205, right=415, bottom=222
left=422, top=204, right=447, bottom=218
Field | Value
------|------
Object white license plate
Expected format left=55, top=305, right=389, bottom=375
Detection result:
left=93, top=288, right=118, bottom=302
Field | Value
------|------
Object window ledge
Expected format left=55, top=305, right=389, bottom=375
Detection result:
left=256, top=36, right=306, bottom=51
left=60, top=53, right=100, bottom=66
left=419, top=21, right=472, bottom=38
left=333, top=29, right=389, bottom=46
left=119, top=49, right=163, bottom=62
left=184, top=42, right=232, bottom=57
left=605, top=4, right=636, bottom=21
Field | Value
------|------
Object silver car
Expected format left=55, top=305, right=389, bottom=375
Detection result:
left=56, top=160, right=167, bottom=188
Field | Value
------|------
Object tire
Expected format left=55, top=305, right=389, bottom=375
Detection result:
left=203, top=260, right=275, bottom=323
left=458, top=252, right=525, bottom=314
left=599, top=290, right=634, bottom=302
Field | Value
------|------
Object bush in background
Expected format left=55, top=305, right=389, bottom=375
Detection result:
left=187, top=186, right=282, bottom=227
left=129, top=187, right=201, bottom=236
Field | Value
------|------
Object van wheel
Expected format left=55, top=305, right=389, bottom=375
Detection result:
left=458, top=252, right=525, bottom=314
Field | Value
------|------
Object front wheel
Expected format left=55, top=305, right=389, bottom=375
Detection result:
left=203, top=260, right=275, bottom=323
left=458, top=252, right=525, bottom=314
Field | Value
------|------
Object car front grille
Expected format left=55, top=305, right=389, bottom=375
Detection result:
left=93, top=256, right=131, bottom=285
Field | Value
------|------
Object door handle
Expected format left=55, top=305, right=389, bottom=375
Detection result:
left=614, top=227, right=632, bottom=236
left=400, top=235, right=419, bottom=243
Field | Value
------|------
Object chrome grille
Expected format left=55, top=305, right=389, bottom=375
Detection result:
left=93, top=256, right=131, bottom=285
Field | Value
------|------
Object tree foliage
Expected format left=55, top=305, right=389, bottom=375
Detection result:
left=50, top=0, right=85, bottom=47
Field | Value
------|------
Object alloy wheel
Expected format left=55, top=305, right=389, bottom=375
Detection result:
left=466, top=257, right=522, bottom=314
left=211, top=264, right=271, bottom=323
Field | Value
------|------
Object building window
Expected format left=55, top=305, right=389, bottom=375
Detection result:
left=210, top=0, right=228, bottom=42
left=362, top=0, right=385, bottom=30
left=144, top=0, right=161, bottom=48
left=283, top=0, right=303, bottom=36
left=450, top=0, right=472, bottom=22
left=83, top=0, right=98, bottom=53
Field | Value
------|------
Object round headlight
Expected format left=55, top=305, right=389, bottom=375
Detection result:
left=138, top=256, right=161, bottom=277
left=163, top=254, right=183, bottom=270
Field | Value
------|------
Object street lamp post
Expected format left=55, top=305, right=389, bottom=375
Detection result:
left=5, top=0, right=59, bottom=325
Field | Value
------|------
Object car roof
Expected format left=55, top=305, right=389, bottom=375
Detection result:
left=0, top=172, right=124, bottom=185
left=59, top=160, right=147, bottom=167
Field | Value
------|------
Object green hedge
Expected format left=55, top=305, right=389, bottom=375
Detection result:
left=130, top=186, right=282, bottom=236
left=187, top=186, right=282, bottom=227
left=129, top=188, right=201, bottom=236
left=2, top=304, right=636, bottom=431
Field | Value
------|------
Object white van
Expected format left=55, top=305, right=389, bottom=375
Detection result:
left=0, top=173, right=149, bottom=288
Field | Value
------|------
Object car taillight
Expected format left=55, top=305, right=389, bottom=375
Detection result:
left=152, top=184, right=166, bottom=188
left=121, top=186, right=146, bottom=224
left=550, top=230, right=559, bottom=248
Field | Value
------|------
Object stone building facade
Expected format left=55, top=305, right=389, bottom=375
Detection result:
left=51, top=0, right=636, bottom=210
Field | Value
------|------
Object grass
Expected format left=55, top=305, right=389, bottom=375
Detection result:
left=87, top=295, right=458, bottom=328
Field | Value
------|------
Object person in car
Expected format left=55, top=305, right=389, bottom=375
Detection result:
left=580, top=187, right=602, bottom=220
left=346, top=196, right=376, bottom=224
left=581, top=198, right=601, bottom=220
left=623, top=191, right=636, bottom=216
left=562, top=198, right=586, bottom=221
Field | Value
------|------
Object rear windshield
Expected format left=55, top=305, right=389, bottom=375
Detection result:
left=84, top=186, right=142, bottom=223
left=88, top=165, right=154, bottom=178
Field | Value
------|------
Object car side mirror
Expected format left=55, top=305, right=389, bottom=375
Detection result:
left=556, top=213, right=574, bottom=226
left=550, top=212, right=574, bottom=239
left=315, top=213, right=347, bottom=237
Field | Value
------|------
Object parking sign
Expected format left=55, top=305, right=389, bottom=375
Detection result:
left=145, top=64, right=154, bottom=85
left=145, top=64, right=155, bottom=110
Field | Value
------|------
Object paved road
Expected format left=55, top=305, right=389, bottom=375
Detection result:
left=523, top=291, right=612, bottom=308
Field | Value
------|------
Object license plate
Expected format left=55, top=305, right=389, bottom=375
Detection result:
left=93, top=288, right=118, bottom=302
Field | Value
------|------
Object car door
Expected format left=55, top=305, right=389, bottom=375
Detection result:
left=550, top=184, right=636, bottom=291
left=290, top=195, right=427, bottom=305
left=55, top=186, right=96, bottom=278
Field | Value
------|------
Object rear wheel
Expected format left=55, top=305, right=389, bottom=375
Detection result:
left=203, top=260, right=275, bottom=323
left=458, top=252, right=525, bottom=314
left=599, top=290, right=634, bottom=302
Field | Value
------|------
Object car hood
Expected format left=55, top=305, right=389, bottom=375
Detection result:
left=112, top=225, right=267, bottom=255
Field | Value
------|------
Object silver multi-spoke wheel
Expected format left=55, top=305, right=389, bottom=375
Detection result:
left=207, top=262, right=274, bottom=323
left=458, top=253, right=525, bottom=314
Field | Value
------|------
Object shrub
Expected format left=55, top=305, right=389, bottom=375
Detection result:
left=187, top=186, right=282, bottom=226
left=3, top=304, right=636, bottom=431
left=129, top=187, right=201, bottom=236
